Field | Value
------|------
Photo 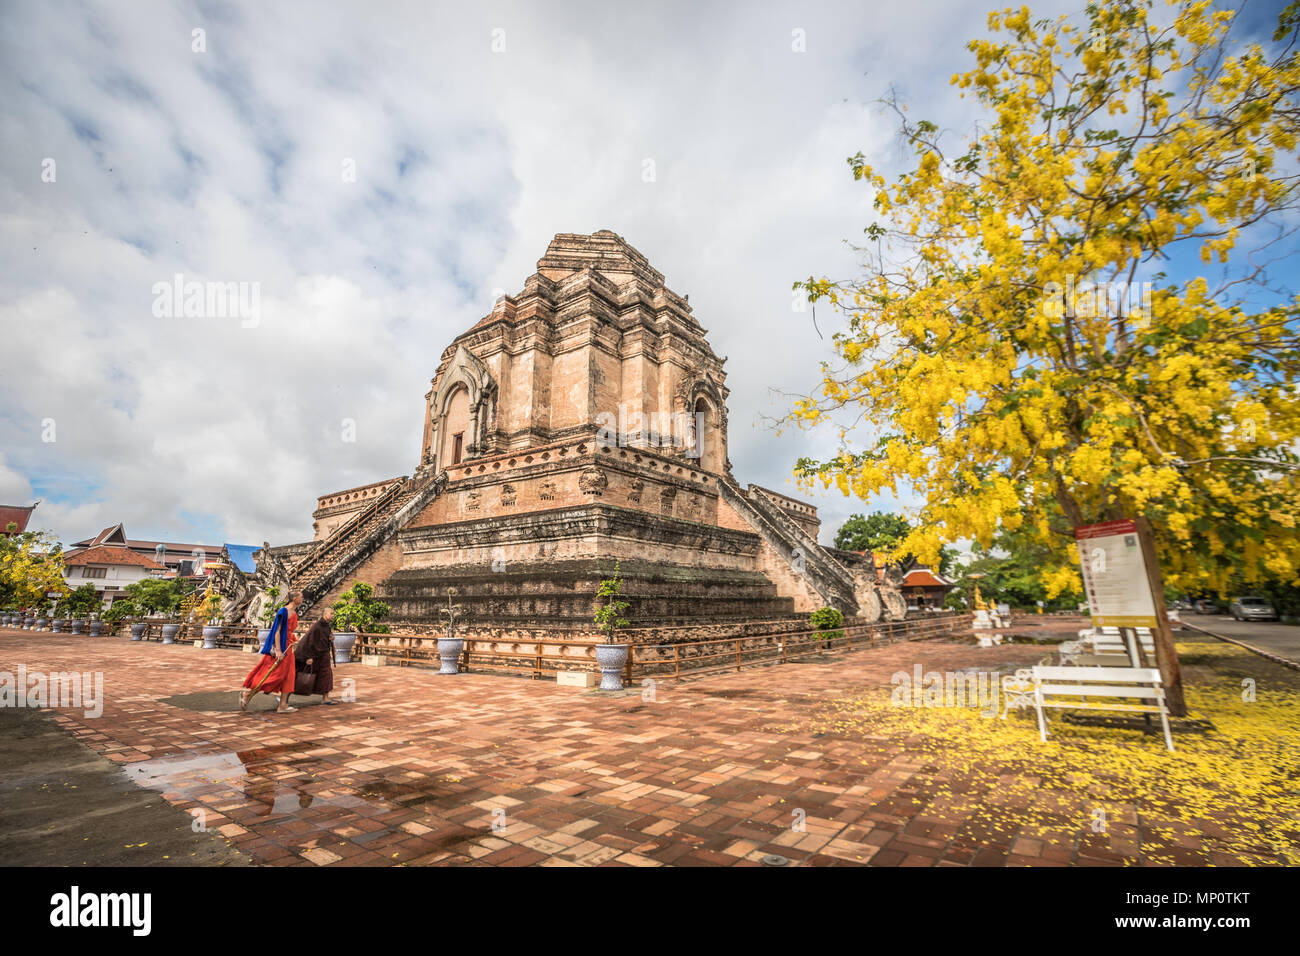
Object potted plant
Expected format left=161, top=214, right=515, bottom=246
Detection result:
left=50, top=607, right=65, bottom=633
left=104, top=600, right=134, bottom=637
left=198, top=591, right=224, bottom=648
left=436, top=588, right=464, bottom=675
left=65, top=584, right=99, bottom=634
left=593, top=561, right=632, bottom=690
left=332, top=581, right=389, bottom=665
left=255, top=585, right=281, bottom=649
left=810, top=607, right=845, bottom=652
left=161, top=615, right=180, bottom=644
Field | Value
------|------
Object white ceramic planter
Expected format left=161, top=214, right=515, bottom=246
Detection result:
left=333, top=631, right=357, bottom=665
left=201, top=625, right=222, bottom=649
left=436, top=637, right=463, bottom=674
left=595, top=644, right=629, bottom=691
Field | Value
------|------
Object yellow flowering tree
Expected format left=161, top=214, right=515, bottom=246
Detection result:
left=789, top=0, right=1300, bottom=715
left=0, top=530, right=68, bottom=611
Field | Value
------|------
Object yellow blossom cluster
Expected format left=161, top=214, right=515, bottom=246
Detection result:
left=790, top=0, right=1300, bottom=595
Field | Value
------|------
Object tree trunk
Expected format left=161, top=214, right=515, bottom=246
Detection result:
left=1135, top=515, right=1186, bottom=717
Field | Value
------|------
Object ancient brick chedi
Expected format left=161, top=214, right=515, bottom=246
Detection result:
left=279, top=231, right=900, bottom=631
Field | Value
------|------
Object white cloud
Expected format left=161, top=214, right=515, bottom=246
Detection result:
left=0, top=0, right=1079, bottom=548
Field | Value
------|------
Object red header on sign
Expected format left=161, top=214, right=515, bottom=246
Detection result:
left=1074, top=519, right=1137, bottom=540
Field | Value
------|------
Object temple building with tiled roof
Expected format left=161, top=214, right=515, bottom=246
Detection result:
left=0, top=502, right=38, bottom=536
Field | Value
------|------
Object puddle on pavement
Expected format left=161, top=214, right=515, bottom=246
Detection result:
left=124, top=741, right=387, bottom=819
left=358, top=775, right=467, bottom=810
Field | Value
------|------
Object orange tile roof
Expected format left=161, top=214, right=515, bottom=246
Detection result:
left=0, top=504, right=36, bottom=534
left=903, top=568, right=952, bottom=588
left=63, top=546, right=166, bottom=570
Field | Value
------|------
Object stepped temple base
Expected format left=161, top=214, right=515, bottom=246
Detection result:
left=264, top=232, right=910, bottom=634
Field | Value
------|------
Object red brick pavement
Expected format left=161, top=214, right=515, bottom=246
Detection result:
left=0, top=629, right=1277, bottom=866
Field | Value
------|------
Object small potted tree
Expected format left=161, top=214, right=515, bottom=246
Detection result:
left=160, top=585, right=189, bottom=645
left=66, top=584, right=99, bottom=635
left=255, top=585, right=282, bottom=649
left=332, top=581, right=389, bottom=664
left=810, top=607, right=845, bottom=652
left=436, top=588, right=465, bottom=675
left=104, top=600, right=134, bottom=637
left=593, top=561, right=632, bottom=690
left=198, top=591, right=224, bottom=648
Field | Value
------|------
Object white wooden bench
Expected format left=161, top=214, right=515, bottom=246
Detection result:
left=1031, top=665, right=1175, bottom=751
left=1077, top=626, right=1155, bottom=658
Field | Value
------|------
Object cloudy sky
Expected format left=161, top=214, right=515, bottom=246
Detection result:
left=0, top=0, right=1286, bottom=550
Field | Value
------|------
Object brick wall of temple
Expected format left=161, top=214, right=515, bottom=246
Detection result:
left=409, top=440, right=722, bottom=530
left=716, top=494, right=826, bottom=613
left=313, top=537, right=405, bottom=612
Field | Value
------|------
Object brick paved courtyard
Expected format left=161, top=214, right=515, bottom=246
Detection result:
left=1, top=628, right=1295, bottom=867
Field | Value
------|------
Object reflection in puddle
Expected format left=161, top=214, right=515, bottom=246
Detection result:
left=129, top=752, right=246, bottom=789
left=127, top=744, right=359, bottom=818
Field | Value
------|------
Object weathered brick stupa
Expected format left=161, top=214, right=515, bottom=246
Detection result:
left=274, top=231, right=902, bottom=633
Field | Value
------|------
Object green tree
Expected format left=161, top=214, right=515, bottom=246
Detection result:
left=258, top=585, right=283, bottom=626
left=834, top=512, right=911, bottom=552
left=948, top=526, right=1084, bottom=611
left=332, top=581, right=391, bottom=634
left=65, top=584, right=102, bottom=616
left=594, top=561, right=631, bottom=643
left=123, top=578, right=182, bottom=616
left=836, top=511, right=958, bottom=574
left=103, top=599, right=136, bottom=623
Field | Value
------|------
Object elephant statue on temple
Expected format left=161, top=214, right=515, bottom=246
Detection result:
left=849, top=560, right=909, bottom=623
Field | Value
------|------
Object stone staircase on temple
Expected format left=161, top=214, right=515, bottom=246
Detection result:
left=715, top=473, right=862, bottom=614
left=291, top=471, right=446, bottom=613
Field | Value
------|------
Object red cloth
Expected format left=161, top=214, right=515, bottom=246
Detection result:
left=242, top=610, right=298, bottom=694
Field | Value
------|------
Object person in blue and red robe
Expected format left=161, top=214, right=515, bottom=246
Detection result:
left=239, top=590, right=302, bottom=713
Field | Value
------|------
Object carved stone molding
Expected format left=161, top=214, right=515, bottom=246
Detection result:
left=579, top=467, right=608, bottom=496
